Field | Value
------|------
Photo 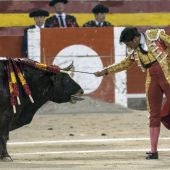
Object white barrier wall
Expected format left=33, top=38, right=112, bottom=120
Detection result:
left=28, top=29, right=41, bottom=62
left=114, top=27, right=127, bottom=107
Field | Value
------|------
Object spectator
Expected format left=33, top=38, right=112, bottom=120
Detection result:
left=83, top=4, right=112, bottom=27
left=45, top=0, right=78, bottom=27
left=22, top=9, right=49, bottom=57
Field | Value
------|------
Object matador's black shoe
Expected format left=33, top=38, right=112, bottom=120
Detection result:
left=146, top=152, right=158, bottom=160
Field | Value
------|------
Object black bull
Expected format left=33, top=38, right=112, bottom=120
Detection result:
left=0, top=60, right=83, bottom=160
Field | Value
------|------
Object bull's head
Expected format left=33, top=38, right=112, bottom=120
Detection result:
left=50, top=72, right=84, bottom=103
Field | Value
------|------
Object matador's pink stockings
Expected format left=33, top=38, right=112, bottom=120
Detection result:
left=149, top=127, right=160, bottom=153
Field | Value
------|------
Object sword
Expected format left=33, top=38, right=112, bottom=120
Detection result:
left=60, top=69, right=95, bottom=75
left=71, top=70, right=95, bottom=75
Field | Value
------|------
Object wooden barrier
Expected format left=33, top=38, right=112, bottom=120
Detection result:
left=0, top=36, right=23, bottom=57
left=41, top=28, right=115, bottom=102
left=0, top=28, right=147, bottom=104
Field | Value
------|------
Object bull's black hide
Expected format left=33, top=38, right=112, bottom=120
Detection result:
left=0, top=60, right=83, bottom=161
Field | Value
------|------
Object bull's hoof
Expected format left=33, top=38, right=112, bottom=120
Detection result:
left=0, top=155, right=13, bottom=162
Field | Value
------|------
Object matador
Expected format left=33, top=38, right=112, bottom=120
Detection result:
left=95, top=27, right=170, bottom=160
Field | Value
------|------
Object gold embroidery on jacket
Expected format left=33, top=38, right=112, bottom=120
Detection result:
left=106, top=56, right=134, bottom=74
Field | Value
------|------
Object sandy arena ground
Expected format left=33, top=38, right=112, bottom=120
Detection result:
left=1, top=98, right=170, bottom=170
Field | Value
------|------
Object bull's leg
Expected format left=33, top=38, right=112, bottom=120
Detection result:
left=0, top=110, right=13, bottom=161
left=0, top=136, right=12, bottom=161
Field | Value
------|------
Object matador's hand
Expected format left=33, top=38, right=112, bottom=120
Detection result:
left=94, top=70, right=107, bottom=77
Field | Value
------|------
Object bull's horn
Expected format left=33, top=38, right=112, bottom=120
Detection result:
left=62, top=61, right=74, bottom=71
left=60, top=70, right=69, bottom=74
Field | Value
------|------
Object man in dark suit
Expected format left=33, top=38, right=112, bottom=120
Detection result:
left=45, top=0, right=78, bottom=27
left=22, top=9, right=49, bottom=57
left=83, top=4, right=112, bottom=27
